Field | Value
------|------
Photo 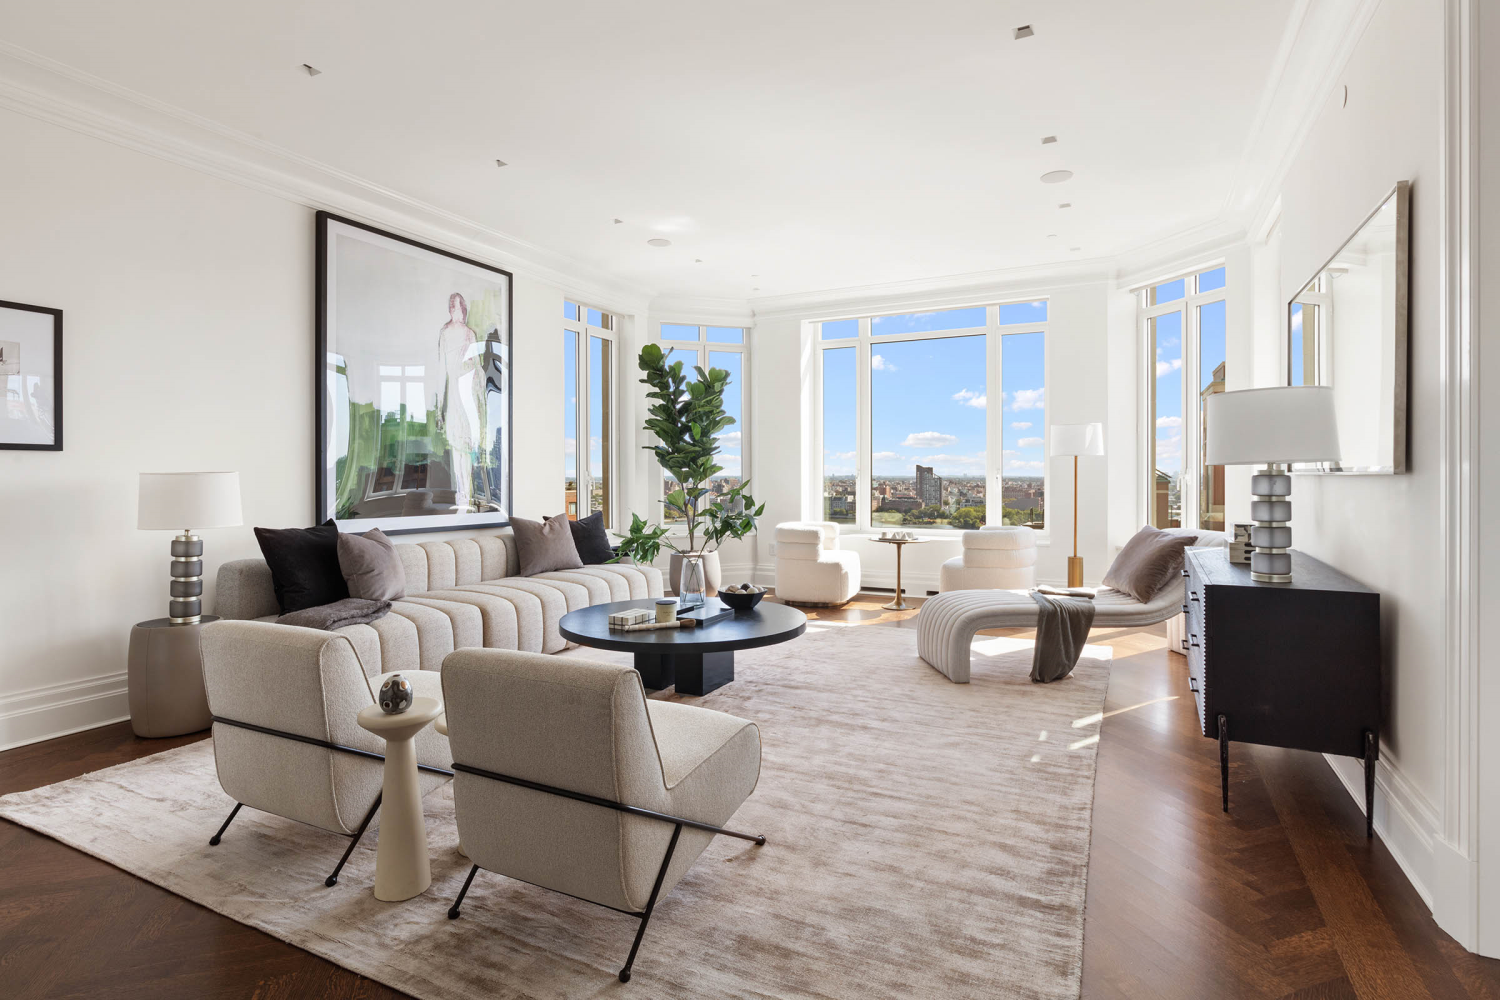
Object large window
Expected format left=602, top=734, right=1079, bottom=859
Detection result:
left=1139, top=266, right=1226, bottom=531
left=817, top=302, right=1047, bottom=531
left=655, top=323, right=749, bottom=523
left=564, top=301, right=614, bottom=525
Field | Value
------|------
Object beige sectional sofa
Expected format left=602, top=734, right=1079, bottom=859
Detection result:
left=214, top=530, right=665, bottom=675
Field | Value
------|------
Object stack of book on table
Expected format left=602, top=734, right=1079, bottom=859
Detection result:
left=608, top=607, right=654, bottom=628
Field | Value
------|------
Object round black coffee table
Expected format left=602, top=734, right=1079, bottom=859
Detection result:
left=560, top=599, right=807, bottom=695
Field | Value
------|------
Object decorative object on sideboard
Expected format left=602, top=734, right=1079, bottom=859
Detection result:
left=377, top=673, right=414, bottom=715
left=316, top=212, right=513, bottom=534
left=0, top=299, right=62, bottom=450
left=1205, top=387, right=1340, bottom=583
left=1050, top=422, right=1105, bottom=587
left=612, top=342, right=764, bottom=603
left=138, top=472, right=243, bottom=624
left=1287, top=180, right=1409, bottom=474
left=1229, top=523, right=1253, bottom=564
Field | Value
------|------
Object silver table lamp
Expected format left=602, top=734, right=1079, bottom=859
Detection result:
left=137, top=472, right=243, bottom=623
left=1204, top=388, right=1339, bottom=583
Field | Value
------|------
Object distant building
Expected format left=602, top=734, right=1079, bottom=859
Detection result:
left=916, top=464, right=943, bottom=506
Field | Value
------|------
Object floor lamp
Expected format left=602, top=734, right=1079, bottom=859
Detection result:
left=1050, top=423, right=1104, bottom=587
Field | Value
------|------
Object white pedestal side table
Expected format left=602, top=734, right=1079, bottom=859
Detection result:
left=357, top=696, right=443, bottom=902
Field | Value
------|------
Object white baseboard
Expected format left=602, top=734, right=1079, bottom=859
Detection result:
left=0, top=670, right=130, bottom=752
left=1325, top=752, right=1438, bottom=909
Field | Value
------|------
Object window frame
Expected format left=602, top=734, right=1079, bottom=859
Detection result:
left=814, top=301, right=1049, bottom=535
left=564, top=302, right=617, bottom=527
left=1137, top=265, right=1227, bottom=531
left=652, top=321, right=751, bottom=527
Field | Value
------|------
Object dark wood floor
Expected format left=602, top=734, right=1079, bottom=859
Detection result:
left=3, top=593, right=1497, bottom=999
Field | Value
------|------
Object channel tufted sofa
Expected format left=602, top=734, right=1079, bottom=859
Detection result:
left=214, top=530, right=665, bottom=676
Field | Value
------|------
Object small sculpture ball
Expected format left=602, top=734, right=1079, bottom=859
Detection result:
left=378, top=673, right=413, bottom=715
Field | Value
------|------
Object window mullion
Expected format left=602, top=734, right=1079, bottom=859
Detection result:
left=856, top=319, right=872, bottom=531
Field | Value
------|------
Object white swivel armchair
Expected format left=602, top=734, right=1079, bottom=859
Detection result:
left=774, top=521, right=861, bottom=605
left=200, top=620, right=453, bottom=886
left=938, top=525, right=1038, bottom=592
left=441, top=647, right=764, bottom=983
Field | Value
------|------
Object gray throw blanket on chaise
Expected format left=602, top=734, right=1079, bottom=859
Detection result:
left=277, top=598, right=391, bottom=630
left=1029, top=590, right=1096, bottom=683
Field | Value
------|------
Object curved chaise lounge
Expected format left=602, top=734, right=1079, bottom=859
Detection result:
left=917, top=529, right=1227, bottom=683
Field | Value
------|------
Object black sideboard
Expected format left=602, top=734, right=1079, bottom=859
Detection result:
left=1183, top=547, right=1381, bottom=836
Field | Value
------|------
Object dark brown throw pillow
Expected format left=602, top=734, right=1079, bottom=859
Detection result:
left=337, top=527, right=407, bottom=601
left=1101, top=526, right=1198, bottom=602
left=253, top=520, right=349, bottom=614
left=510, top=514, right=585, bottom=576
left=547, top=510, right=615, bottom=565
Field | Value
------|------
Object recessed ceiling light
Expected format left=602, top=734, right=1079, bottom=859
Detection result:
left=1070, top=247, right=1082, bottom=252
left=494, top=159, right=508, bottom=168
left=1041, top=169, right=1073, bottom=184
left=1041, top=135, right=1057, bottom=144
left=752, top=287, right=761, bottom=292
left=694, top=258, right=703, bottom=263
left=647, top=238, right=672, bottom=247
left=1014, top=25, right=1034, bottom=39
left=1047, top=234, right=1058, bottom=239
left=1059, top=202, right=1072, bottom=209
left=613, top=218, right=623, bottom=224
left=302, top=63, right=322, bottom=77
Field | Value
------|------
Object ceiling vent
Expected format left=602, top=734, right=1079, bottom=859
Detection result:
left=1041, top=135, right=1057, bottom=144
left=647, top=238, right=672, bottom=247
left=1014, top=25, right=1034, bottom=39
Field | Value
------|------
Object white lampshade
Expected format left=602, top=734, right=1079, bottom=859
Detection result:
left=1205, top=387, right=1340, bottom=465
left=137, top=472, right=243, bottom=530
left=1050, top=422, right=1105, bottom=457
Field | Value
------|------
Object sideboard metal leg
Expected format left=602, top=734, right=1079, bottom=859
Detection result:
left=1218, top=714, right=1230, bottom=813
left=1364, top=729, right=1377, bottom=839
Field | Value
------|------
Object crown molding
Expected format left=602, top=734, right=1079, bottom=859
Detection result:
left=648, top=295, right=756, bottom=326
left=0, top=41, right=654, bottom=315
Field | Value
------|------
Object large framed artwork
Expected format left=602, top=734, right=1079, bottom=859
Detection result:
left=0, top=299, right=63, bottom=451
left=316, top=213, right=512, bottom=534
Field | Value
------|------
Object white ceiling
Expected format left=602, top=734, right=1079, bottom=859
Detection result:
left=2, top=0, right=1298, bottom=300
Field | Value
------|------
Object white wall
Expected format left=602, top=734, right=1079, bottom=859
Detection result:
left=1261, top=0, right=1446, bottom=901
left=0, top=108, right=591, bottom=749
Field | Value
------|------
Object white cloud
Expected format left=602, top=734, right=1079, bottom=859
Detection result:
left=871, top=354, right=897, bottom=371
left=1156, top=357, right=1183, bottom=377
left=564, top=437, right=576, bottom=455
left=718, top=430, right=742, bottom=446
left=1017, top=436, right=1044, bottom=448
left=825, top=450, right=858, bottom=463
left=902, top=431, right=959, bottom=449
left=1011, top=387, right=1045, bottom=410
left=1006, top=459, right=1045, bottom=473
left=923, top=453, right=988, bottom=471
left=1155, top=416, right=1181, bottom=430
left=952, top=388, right=987, bottom=408
left=871, top=450, right=905, bottom=462
left=1011, top=421, right=1032, bottom=430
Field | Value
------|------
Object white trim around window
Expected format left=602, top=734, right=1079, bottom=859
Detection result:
left=564, top=301, right=617, bottom=527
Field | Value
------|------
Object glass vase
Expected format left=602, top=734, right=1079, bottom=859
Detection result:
left=678, top=553, right=707, bottom=608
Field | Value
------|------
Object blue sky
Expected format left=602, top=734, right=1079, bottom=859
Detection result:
left=822, top=304, right=1048, bottom=479
left=1152, top=274, right=1226, bottom=479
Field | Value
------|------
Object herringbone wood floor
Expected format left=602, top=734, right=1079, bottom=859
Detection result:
left=2, top=593, right=1497, bottom=999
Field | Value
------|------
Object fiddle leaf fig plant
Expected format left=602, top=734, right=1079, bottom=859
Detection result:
left=613, top=343, right=765, bottom=564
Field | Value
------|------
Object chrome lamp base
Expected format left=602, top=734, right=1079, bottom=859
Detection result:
left=1249, top=465, right=1292, bottom=584
left=169, top=531, right=205, bottom=624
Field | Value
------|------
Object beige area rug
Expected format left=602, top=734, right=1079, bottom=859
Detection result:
left=0, top=624, right=1112, bottom=1000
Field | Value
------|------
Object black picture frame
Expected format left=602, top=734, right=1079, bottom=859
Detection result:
left=0, top=299, right=63, bottom=452
left=315, top=212, right=514, bottom=535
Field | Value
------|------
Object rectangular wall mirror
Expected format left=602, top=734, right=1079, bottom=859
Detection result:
left=1286, top=180, right=1409, bottom=474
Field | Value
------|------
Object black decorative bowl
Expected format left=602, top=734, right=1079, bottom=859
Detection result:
left=719, top=589, right=766, bottom=612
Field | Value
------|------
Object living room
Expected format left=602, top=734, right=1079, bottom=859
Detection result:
left=3, top=1, right=1500, bottom=998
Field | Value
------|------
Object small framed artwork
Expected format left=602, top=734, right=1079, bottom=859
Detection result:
left=316, top=212, right=512, bottom=534
left=0, top=299, right=63, bottom=451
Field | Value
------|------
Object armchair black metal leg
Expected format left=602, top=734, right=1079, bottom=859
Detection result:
left=208, top=802, right=242, bottom=846
left=1218, top=714, right=1230, bottom=814
left=1364, top=729, right=1378, bottom=839
left=448, top=864, right=480, bottom=920
left=619, top=823, right=682, bottom=984
left=326, top=793, right=382, bottom=887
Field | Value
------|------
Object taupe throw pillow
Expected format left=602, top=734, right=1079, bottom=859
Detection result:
left=337, top=527, right=406, bottom=601
left=511, top=514, right=584, bottom=576
left=1101, top=526, right=1198, bottom=603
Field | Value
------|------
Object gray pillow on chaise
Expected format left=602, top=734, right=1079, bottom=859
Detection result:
left=337, top=527, right=406, bottom=601
left=510, top=514, right=585, bottom=576
left=1101, top=525, right=1199, bottom=603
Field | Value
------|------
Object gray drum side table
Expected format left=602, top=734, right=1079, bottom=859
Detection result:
left=127, top=616, right=218, bottom=738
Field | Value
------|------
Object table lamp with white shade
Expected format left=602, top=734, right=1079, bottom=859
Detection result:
left=1050, top=422, right=1105, bottom=587
left=1204, top=387, right=1339, bottom=583
left=138, top=472, right=243, bottom=624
